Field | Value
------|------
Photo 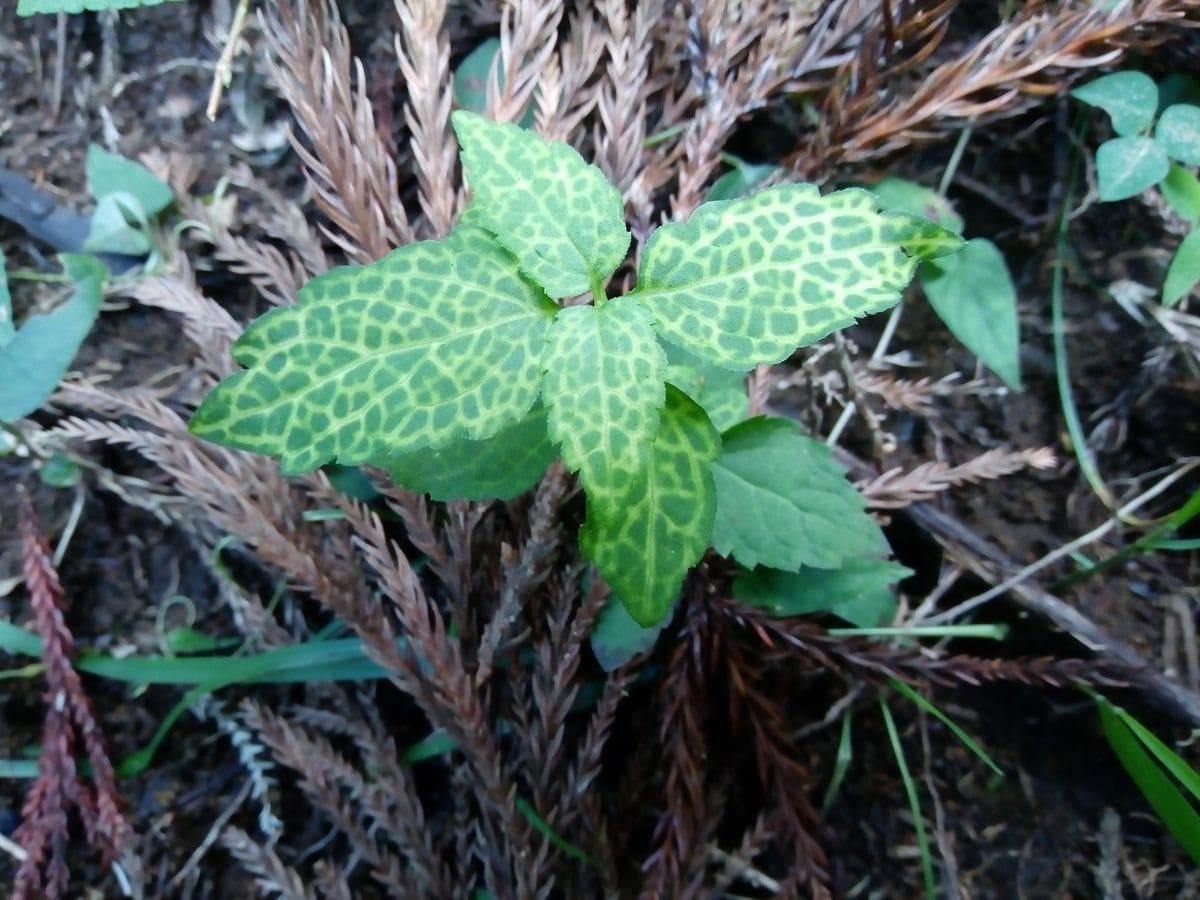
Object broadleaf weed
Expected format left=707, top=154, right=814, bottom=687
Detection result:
left=190, top=112, right=961, bottom=626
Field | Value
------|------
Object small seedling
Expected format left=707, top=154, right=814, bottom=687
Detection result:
left=0, top=148, right=173, bottom=427
left=870, top=176, right=1022, bottom=390
left=191, top=112, right=960, bottom=626
left=1072, top=71, right=1200, bottom=304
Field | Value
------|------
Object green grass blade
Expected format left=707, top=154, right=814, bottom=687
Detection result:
left=827, top=624, right=1008, bottom=640
left=1, top=619, right=398, bottom=685
left=890, top=679, right=1003, bottom=777
left=1096, top=696, right=1200, bottom=865
left=514, top=796, right=594, bottom=865
left=821, top=709, right=854, bottom=814
left=1098, top=696, right=1200, bottom=804
left=880, top=698, right=936, bottom=900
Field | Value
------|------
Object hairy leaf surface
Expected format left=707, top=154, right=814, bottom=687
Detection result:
left=711, top=417, right=886, bottom=570
left=632, top=184, right=961, bottom=369
left=452, top=110, right=630, bottom=299
left=379, top=406, right=557, bottom=501
left=542, top=299, right=666, bottom=512
left=581, top=386, right=720, bottom=626
left=190, top=226, right=554, bottom=474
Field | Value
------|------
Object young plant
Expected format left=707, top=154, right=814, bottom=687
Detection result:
left=0, top=147, right=173, bottom=426
left=1071, top=71, right=1200, bottom=305
left=190, top=112, right=960, bottom=626
left=870, top=177, right=1022, bottom=390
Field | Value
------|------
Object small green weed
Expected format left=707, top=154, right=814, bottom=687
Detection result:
left=1072, top=71, right=1200, bottom=304
left=0, top=147, right=173, bottom=427
left=1092, top=690, right=1200, bottom=866
left=190, top=112, right=961, bottom=627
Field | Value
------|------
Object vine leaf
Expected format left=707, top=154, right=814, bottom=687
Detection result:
left=1070, top=70, right=1158, bottom=137
left=581, top=386, right=720, bottom=626
left=190, top=226, right=555, bottom=475
left=631, top=184, right=962, bottom=369
left=378, top=405, right=557, bottom=501
left=452, top=110, right=631, bottom=299
left=542, top=299, right=666, bottom=513
left=711, top=417, right=886, bottom=570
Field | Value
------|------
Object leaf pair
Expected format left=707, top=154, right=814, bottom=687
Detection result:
left=192, top=111, right=960, bottom=626
left=1072, top=71, right=1200, bottom=305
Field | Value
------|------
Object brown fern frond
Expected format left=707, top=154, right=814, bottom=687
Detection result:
left=394, top=0, right=458, bottom=237
left=861, top=446, right=1058, bottom=508
left=595, top=0, right=661, bottom=198
left=123, top=261, right=243, bottom=377
left=13, top=491, right=131, bottom=900
left=261, top=0, right=412, bottom=261
left=221, top=827, right=316, bottom=900
left=48, top=385, right=373, bottom=649
left=240, top=704, right=416, bottom=895
left=325, top=488, right=535, bottom=896
left=715, top=598, right=1132, bottom=691
left=534, top=7, right=603, bottom=143
left=724, top=634, right=831, bottom=898
left=641, top=592, right=712, bottom=897
left=796, top=0, right=1200, bottom=178
left=477, top=464, right=569, bottom=685
left=489, top=0, right=564, bottom=126
left=856, top=372, right=980, bottom=416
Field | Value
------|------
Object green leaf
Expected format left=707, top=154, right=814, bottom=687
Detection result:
left=542, top=299, right=666, bottom=512
left=734, top=558, right=910, bottom=627
left=706, top=156, right=783, bottom=202
left=451, top=111, right=630, bottom=299
left=19, top=0, right=182, bottom=9
left=452, top=38, right=533, bottom=128
left=1097, top=696, right=1200, bottom=866
left=711, top=417, right=886, bottom=570
left=663, top=343, right=748, bottom=432
left=1071, top=71, right=1158, bottom=136
left=1160, top=164, right=1200, bottom=224
left=0, top=251, right=13, bottom=349
left=85, top=192, right=153, bottom=256
left=380, top=405, right=558, bottom=500
left=1095, top=137, right=1170, bottom=201
left=632, top=184, right=961, bottom=369
left=85, top=143, right=173, bottom=215
left=868, top=176, right=964, bottom=235
left=1164, top=230, right=1200, bottom=306
left=1155, top=104, right=1200, bottom=166
left=0, top=254, right=107, bottom=422
left=580, top=386, right=720, bottom=626
left=38, top=453, right=82, bottom=488
left=920, top=237, right=1021, bottom=389
left=590, top=590, right=673, bottom=671
left=190, top=226, right=554, bottom=474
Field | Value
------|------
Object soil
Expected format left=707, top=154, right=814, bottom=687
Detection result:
left=1, top=3, right=1199, bottom=899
